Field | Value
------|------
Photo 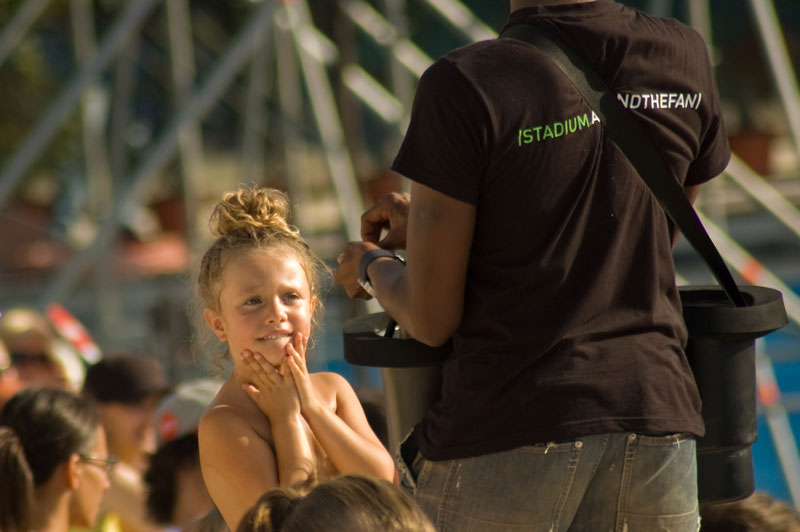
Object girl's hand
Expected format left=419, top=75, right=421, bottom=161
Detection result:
left=285, top=333, right=323, bottom=416
left=241, top=350, right=301, bottom=419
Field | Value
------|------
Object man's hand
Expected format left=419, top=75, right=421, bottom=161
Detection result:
left=361, top=192, right=410, bottom=250
left=334, top=241, right=379, bottom=299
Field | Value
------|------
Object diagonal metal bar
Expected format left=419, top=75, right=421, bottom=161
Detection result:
left=380, top=0, right=414, bottom=111
left=421, top=0, right=496, bottom=42
left=748, top=0, right=800, bottom=160
left=0, top=0, right=161, bottom=211
left=283, top=0, right=364, bottom=241
left=341, top=64, right=404, bottom=125
left=166, top=0, right=204, bottom=246
left=340, top=0, right=432, bottom=79
left=239, top=26, right=271, bottom=184
left=38, top=0, right=280, bottom=305
left=0, top=0, right=52, bottom=68
left=698, top=211, right=800, bottom=327
left=70, top=0, right=113, bottom=218
left=725, top=154, right=800, bottom=241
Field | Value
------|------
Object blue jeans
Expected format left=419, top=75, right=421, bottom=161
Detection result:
left=397, top=432, right=700, bottom=532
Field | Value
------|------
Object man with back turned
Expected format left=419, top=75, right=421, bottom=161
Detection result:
left=336, top=1, right=730, bottom=530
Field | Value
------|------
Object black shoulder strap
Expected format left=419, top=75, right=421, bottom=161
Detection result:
left=501, top=24, right=746, bottom=307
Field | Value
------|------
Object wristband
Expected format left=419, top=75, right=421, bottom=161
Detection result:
left=358, top=249, right=404, bottom=297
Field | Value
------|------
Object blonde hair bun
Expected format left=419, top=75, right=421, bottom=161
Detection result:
left=210, top=186, right=300, bottom=241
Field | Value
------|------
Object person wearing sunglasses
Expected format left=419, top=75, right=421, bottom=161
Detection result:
left=0, top=307, right=71, bottom=391
left=0, top=386, right=113, bottom=532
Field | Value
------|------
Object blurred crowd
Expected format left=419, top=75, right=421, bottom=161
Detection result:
left=0, top=306, right=221, bottom=532
left=0, top=305, right=422, bottom=532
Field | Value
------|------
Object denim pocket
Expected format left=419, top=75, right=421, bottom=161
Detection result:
left=395, top=430, right=421, bottom=494
left=432, top=442, right=584, bottom=531
left=621, top=433, right=698, bottom=521
left=412, top=450, right=432, bottom=494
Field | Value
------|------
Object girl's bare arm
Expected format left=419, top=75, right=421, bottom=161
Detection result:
left=286, top=347, right=395, bottom=480
left=198, top=406, right=279, bottom=531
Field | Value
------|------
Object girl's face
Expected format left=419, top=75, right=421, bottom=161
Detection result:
left=205, top=248, right=315, bottom=368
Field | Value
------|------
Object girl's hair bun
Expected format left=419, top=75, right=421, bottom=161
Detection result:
left=209, top=185, right=300, bottom=241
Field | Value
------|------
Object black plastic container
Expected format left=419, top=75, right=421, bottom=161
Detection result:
left=680, top=285, right=788, bottom=504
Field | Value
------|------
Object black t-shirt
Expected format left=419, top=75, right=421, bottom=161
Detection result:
left=392, top=0, right=730, bottom=460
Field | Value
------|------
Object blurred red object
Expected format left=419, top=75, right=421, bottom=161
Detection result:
left=46, top=302, right=102, bottom=364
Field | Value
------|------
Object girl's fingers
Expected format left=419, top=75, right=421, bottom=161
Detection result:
left=242, top=383, right=260, bottom=402
left=280, top=360, right=292, bottom=381
left=289, top=332, right=307, bottom=360
left=301, top=333, right=309, bottom=353
left=286, top=339, right=302, bottom=365
left=285, top=345, right=306, bottom=376
left=241, top=353, right=264, bottom=385
left=286, top=351, right=301, bottom=377
left=286, top=356, right=308, bottom=399
left=293, top=349, right=308, bottom=376
left=242, top=350, right=280, bottom=386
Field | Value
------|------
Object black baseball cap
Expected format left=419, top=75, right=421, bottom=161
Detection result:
left=83, top=353, right=172, bottom=404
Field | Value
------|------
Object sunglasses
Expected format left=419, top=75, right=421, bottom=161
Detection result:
left=79, top=454, right=119, bottom=476
left=10, top=352, right=52, bottom=366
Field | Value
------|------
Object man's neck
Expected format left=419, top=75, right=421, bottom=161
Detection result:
left=510, top=0, right=596, bottom=13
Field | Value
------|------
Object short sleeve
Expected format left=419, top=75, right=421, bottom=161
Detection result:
left=685, top=47, right=731, bottom=186
left=391, top=58, right=489, bottom=205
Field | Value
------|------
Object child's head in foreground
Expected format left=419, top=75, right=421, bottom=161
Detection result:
left=236, top=474, right=436, bottom=532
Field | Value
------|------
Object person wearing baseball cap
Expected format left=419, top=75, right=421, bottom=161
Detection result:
left=82, top=353, right=173, bottom=532
left=145, top=379, right=224, bottom=531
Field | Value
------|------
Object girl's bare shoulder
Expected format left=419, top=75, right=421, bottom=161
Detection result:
left=200, top=380, right=273, bottom=443
left=309, top=371, right=355, bottom=406
left=309, top=371, right=351, bottom=389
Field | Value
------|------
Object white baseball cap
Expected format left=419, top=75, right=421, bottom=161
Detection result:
left=154, top=378, right=222, bottom=446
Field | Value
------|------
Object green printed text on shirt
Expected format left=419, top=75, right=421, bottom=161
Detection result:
left=517, top=111, right=601, bottom=147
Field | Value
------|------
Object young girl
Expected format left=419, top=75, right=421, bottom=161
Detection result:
left=196, top=186, right=394, bottom=531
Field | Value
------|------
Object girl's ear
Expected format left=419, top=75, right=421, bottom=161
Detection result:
left=65, top=454, right=82, bottom=490
left=310, top=296, right=317, bottom=317
left=203, top=308, right=228, bottom=342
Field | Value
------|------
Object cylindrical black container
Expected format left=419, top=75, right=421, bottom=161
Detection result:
left=680, top=285, right=787, bottom=504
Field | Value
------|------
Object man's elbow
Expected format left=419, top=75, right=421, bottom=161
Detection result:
left=416, top=332, right=452, bottom=347
left=408, top=316, right=458, bottom=347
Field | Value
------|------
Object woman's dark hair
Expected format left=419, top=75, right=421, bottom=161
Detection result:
left=0, top=387, right=100, bottom=532
left=144, top=433, right=201, bottom=524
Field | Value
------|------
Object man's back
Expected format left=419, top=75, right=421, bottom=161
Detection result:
left=392, top=0, right=728, bottom=459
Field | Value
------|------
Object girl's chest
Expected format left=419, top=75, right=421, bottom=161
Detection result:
left=248, top=399, right=339, bottom=479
